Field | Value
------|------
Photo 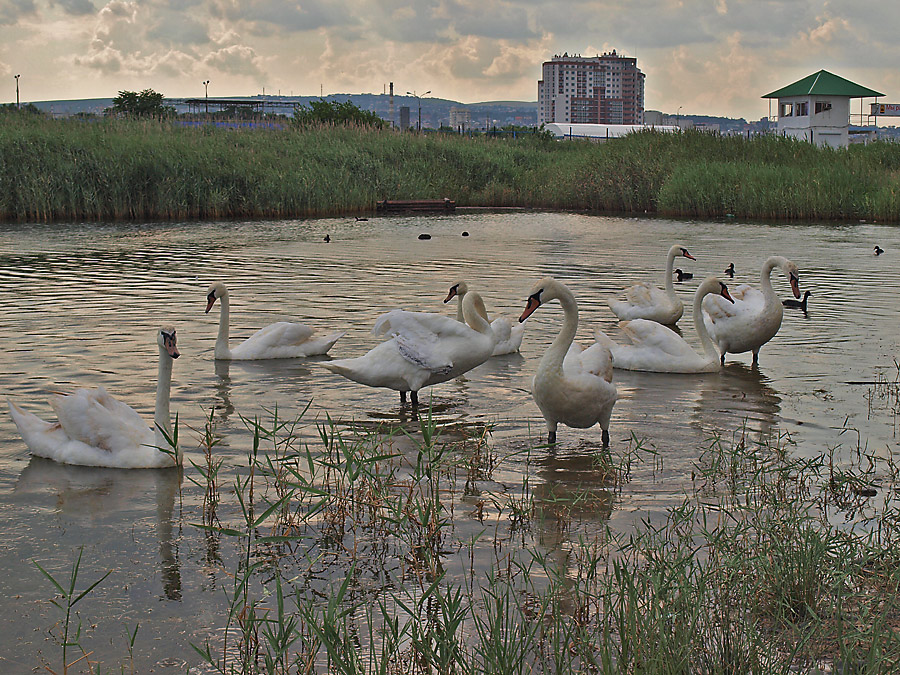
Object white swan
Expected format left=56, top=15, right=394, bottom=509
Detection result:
left=519, top=277, right=617, bottom=445
left=595, top=277, right=734, bottom=373
left=322, top=290, right=495, bottom=408
left=7, top=327, right=182, bottom=469
left=701, top=256, right=801, bottom=365
left=206, top=281, right=344, bottom=360
left=445, top=281, right=525, bottom=355
left=608, top=244, right=697, bottom=324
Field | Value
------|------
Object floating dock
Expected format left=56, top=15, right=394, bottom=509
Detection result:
left=376, top=198, right=456, bottom=212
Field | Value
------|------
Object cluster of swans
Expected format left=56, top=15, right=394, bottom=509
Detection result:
left=8, top=247, right=802, bottom=469
left=603, top=245, right=801, bottom=370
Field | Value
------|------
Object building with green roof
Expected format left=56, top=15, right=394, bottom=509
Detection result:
left=762, top=70, right=883, bottom=148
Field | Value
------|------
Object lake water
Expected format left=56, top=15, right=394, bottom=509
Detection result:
left=0, top=211, right=898, bottom=671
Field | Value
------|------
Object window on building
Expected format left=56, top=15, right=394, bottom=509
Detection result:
left=815, top=101, right=832, bottom=114
left=780, top=102, right=793, bottom=117
left=796, top=102, right=809, bottom=116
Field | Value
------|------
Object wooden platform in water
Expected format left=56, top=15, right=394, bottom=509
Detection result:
left=376, top=198, right=456, bottom=212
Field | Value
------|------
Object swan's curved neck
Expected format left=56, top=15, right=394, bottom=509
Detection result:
left=462, top=293, right=493, bottom=336
left=693, top=285, right=720, bottom=360
left=154, top=347, right=180, bottom=465
left=664, top=248, right=678, bottom=298
left=541, top=285, right=578, bottom=374
left=759, top=257, right=784, bottom=300
left=455, top=294, right=464, bottom=323
left=215, top=294, right=232, bottom=359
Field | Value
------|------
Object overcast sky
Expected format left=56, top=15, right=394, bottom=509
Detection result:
left=0, top=0, right=893, bottom=120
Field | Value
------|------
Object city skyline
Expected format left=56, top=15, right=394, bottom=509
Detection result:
left=0, top=1, right=894, bottom=121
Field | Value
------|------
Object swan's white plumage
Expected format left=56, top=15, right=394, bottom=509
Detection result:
left=7, top=328, right=181, bottom=469
left=322, top=292, right=495, bottom=396
left=521, top=277, right=617, bottom=443
left=608, top=244, right=696, bottom=324
left=446, top=281, right=525, bottom=355
left=596, top=277, right=734, bottom=373
left=207, top=281, right=344, bottom=360
left=701, top=256, right=801, bottom=363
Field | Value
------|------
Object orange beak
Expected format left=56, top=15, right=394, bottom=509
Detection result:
left=519, top=295, right=541, bottom=322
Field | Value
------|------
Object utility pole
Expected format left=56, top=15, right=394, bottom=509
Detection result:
left=203, top=80, right=210, bottom=116
left=14, top=74, right=20, bottom=109
left=406, top=90, right=431, bottom=131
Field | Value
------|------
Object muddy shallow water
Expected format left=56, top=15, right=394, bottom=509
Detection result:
left=0, top=211, right=897, bottom=671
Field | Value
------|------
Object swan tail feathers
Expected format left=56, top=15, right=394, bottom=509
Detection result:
left=300, top=331, right=346, bottom=356
left=8, top=400, right=70, bottom=456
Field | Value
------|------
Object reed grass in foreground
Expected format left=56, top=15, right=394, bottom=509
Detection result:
left=35, top=403, right=900, bottom=673
left=4, top=114, right=900, bottom=223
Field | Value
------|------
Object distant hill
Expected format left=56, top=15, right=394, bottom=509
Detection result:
left=32, top=98, right=115, bottom=116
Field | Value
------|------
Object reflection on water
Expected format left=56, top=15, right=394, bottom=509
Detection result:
left=15, top=459, right=183, bottom=602
left=2, top=213, right=900, bottom=668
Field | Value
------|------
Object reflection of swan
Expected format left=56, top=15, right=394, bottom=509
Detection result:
left=8, top=328, right=182, bottom=469
left=445, top=280, right=525, bottom=355
left=596, top=277, right=734, bottom=373
left=691, top=363, right=782, bottom=442
left=16, top=458, right=184, bottom=600
left=322, top=290, right=495, bottom=409
left=702, top=256, right=801, bottom=365
left=608, top=244, right=696, bottom=324
left=520, top=277, right=617, bottom=445
left=206, top=281, right=344, bottom=360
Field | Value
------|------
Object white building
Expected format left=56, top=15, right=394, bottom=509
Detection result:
left=449, top=106, right=471, bottom=130
left=538, top=51, right=644, bottom=125
left=762, top=70, right=883, bottom=148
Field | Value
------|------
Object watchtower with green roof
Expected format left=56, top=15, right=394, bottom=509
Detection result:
left=762, top=70, right=883, bottom=148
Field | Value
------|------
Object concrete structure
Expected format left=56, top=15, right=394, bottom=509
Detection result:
left=399, top=105, right=410, bottom=131
left=538, top=51, right=644, bottom=125
left=449, top=106, right=471, bottom=131
left=544, top=123, right=677, bottom=140
left=762, top=70, right=883, bottom=148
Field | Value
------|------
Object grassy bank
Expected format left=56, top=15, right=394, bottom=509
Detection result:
left=3, top=114, right=900, bottom=223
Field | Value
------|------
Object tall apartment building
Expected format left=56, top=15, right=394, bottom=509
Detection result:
left=538, top=51, right=645, bottom=125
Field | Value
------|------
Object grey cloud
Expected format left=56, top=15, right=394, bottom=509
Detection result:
left=147, top=13, right=211, bottom=46
left=48, top=0, right=96, bottom=16
left=212, top=0, right=351, bottom=34
left=0, top=0, right=36, bottom=25
left=444, top=0, right=536, bottom=41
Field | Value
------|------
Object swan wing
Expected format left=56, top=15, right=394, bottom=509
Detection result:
left=393, top=333, right=454, bottom=373
left=609, top=283, right=681, bottom=323
left=373, top=310, right=477, bottom=342
left=619, top=319, right=698, bottom=360
left=622, top=282, right=660, bottom=308
left=564, top=341, right=613, bottom=383
left=49, top=387, right=152, bottom=453
left=489, top=316, right=525, bottom=355
left=237, top=321, right=313, bottom=350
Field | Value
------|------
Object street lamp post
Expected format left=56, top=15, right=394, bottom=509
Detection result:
left=677, top=105, right=683, bottom=128
left=14, top=74, right=20, bottom=109
left=406, top=89, right=431, bottom=131
left=203, top=80, right=210, bottom=117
